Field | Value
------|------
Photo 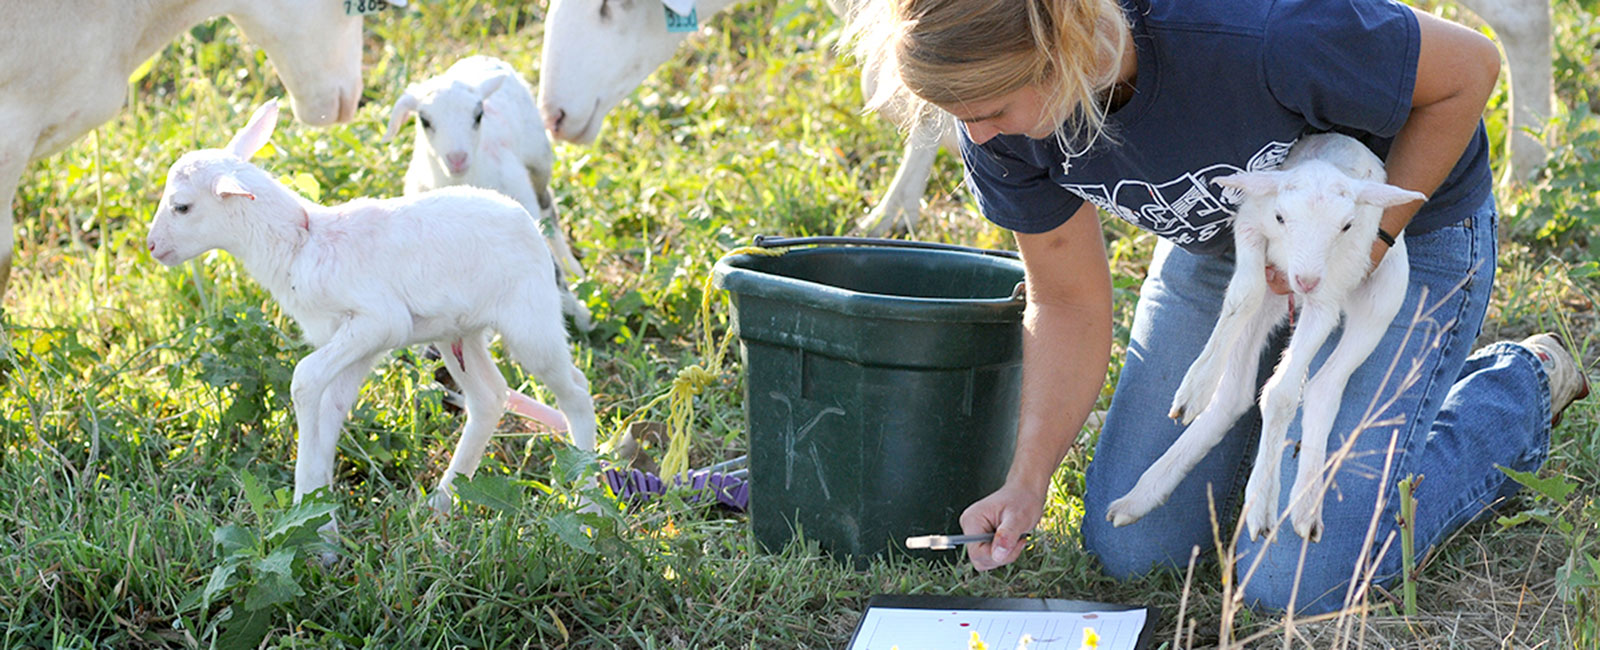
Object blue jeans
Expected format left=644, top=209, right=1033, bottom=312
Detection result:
left=1080, top=202, right=1553, bottom=614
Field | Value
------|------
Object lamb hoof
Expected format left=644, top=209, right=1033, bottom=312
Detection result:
left=1105, top=495, right=1151, bottom=528
left=1242, top=499, right=1276, bottom=542
left=429, top=489, right=456, bottom=514
left=1290, top=505, right=1324, bottom=542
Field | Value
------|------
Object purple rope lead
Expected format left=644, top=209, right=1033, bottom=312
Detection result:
left=600, top=466, right=750, bottom=512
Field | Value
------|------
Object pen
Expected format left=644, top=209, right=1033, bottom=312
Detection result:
left=904, top=532, right=1031, bottom=551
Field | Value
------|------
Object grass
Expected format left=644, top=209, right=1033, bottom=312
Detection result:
left=2, top=0, right=1597, bottom=647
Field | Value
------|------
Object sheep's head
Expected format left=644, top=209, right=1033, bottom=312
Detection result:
left=226, top=0, right=395, bottom=126
left=1216, top=160, right=1424, bottom=295
left=539, top=0, right=705, bottom=143
left=148, top=101, right=279, bottom=266
left=384, top=75, right=508, bottom=177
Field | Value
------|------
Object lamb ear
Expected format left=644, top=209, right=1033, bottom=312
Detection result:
left=382, top=88, right=421, bottom=143
left=476, top=73, right=507, bottom=99
left=226, top=100, right=279, bottom=160
left=1355, top=181, right=1427, bottom=208
left=213, top=173, right=256, bottom=201
left=1213, top=171, right=1285, bottom=198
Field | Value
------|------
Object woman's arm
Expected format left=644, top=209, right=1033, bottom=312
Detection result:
left=1267, top=9, right=1499, bottom=294
left=961, top=201, right=1114, bottom=570
left=1371, top=9, right=1500, bottom=267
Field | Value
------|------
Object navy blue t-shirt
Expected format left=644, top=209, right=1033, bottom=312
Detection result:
left=960, top=0, right=1493, bottom=255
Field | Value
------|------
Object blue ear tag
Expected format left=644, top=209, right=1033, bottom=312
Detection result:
left=665, top=5, right=698, bottom=33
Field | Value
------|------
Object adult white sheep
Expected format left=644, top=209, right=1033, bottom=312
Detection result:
left=538, top=0, right=959, bottom=237
left=537, top=0, right=1554, bottom=234
left=383, top=56, right=590, bottom=295
left=1104, top=133, right=1426, bottom=542
left=0, top=0, right=389, bottom=299
left=147, top=101, right=599, bottom=526
left=1456, top=0, right=1553, bottom=181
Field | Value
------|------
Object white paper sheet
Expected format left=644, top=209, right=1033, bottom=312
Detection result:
left=848, top=606, right=1148, bottom=650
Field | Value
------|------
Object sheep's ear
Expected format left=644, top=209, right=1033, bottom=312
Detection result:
left=383, top=89, right=421, bottom=143
left=226, top=100, right=279, bottom=160
left=476, top=74, right=507, bottom=99
left=213, top=173, right=256, bottom=201
left=1355, top=181, right=1427, bottom=208
left=1213, top=171, right=1284, bottom=198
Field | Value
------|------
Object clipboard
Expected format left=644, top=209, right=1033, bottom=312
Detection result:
left=846, top=594, right=1160, bottom=650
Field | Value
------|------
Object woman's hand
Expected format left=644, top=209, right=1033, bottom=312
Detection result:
left=960, top=481, right=1046, bottom=571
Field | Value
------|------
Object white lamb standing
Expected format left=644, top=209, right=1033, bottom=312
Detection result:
left=383, top=56, right=591, bottom=333
left=147, top=101, right=599, bottom=526
left=1105, top=133, right=1426, bottom=542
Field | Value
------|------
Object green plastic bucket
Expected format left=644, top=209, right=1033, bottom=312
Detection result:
left=712, top=236, right=1026, bottom=565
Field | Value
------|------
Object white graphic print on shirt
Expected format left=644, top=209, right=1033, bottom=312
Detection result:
left=1062, top=140, right=1295, bottom=247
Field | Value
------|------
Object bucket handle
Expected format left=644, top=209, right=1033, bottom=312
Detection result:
left=751, top=235, right=1022, bottom=260
left=751, top=235, right=1028, bottom=304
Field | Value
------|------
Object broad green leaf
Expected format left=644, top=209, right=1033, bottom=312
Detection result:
left=454, top=474, right=526, bottom=514
left=203, top=563, right=239, bottom=606
left=213, top=524, right=257, bottom=556
left=265, top=501, right=337, bottom=541
left=553, top=446, right=600, bottom=485
left=545, top=512, right=596, bottom=554
left=241, top=471, right=271, bottom=522
left=127, top=53, right=160, bottom=85
left=277, top=172, right=321, bottom=202
left=216, top=606, right=274, bottom=650
left=244, top=571, right=304, bottom=610
left=176, top=584, right=206, bottom=614
left=1497, top=466, right=1577, bottom=502
left=255, top=547, right=297, bottom=579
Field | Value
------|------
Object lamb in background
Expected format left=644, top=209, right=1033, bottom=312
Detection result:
left=0, top=0, right=384, bottom=299
left=1105, top=133, right=1426, bottom=542
left=384, top=56, right=591, bottom=333
left=147, top=101, right=599, bottom=529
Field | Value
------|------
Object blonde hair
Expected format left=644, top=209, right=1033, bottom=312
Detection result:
left=846, top=0, right=1130, bottom=149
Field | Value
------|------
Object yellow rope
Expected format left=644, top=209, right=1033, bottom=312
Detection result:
left=610, top=245, right=784, bottom=478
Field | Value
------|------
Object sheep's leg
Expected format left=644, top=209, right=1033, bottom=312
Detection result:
left=508, top=170, right=592, bottom=332
left=540, top=194, right=585, bottom=282
left=1106, top=299, right=1282, bottom=527
left=525, top=163, right=585, bottom=280
left=298, top=354, right=379, bottom=543
left=1243, top=299, right=1341, bottom=541
left=0, top=145, right=27, bottom=300
left=1285, top=319, right=1385, bottom=542
left=1171, top=237, right=1271, bottom=423
left=290, top=322, right=397, bottom=504
left=1459, top=0, right=1552, bottom=180
left=857, top=111, right=941, bottom=237
left=431, top=334, right=509, bottom=512
left=501, top=328, right=597, bottom=452
left=1285, top=256, right=1409, bottom=541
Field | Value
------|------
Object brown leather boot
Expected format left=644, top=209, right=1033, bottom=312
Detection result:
left=1521, top=333, right=1592, bottom=427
